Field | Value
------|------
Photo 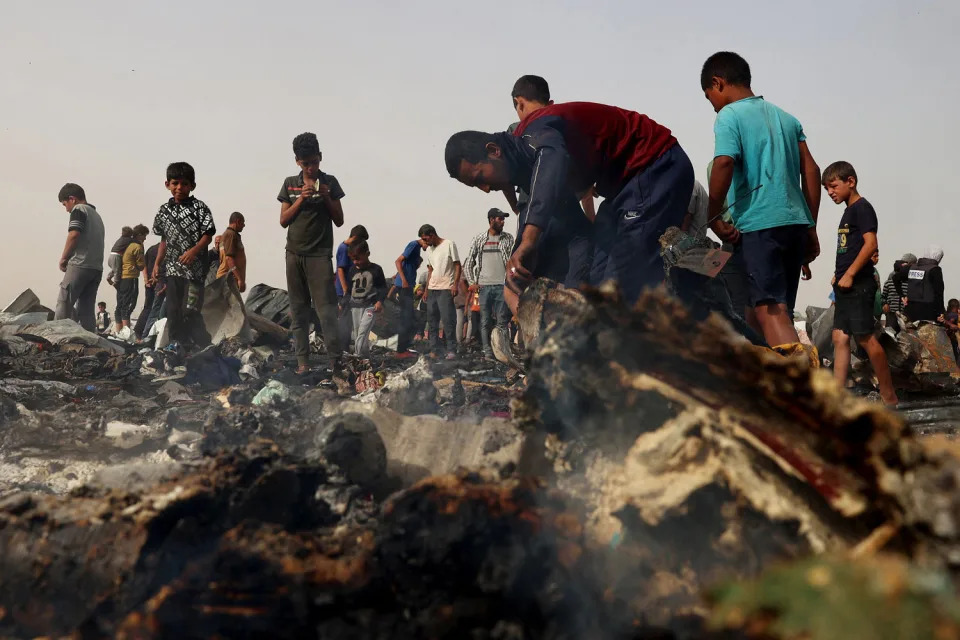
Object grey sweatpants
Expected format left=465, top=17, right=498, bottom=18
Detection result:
left=55, top=266, right=102, bottom=333
left=286, top=251, right=341, bottom=365
left=351, top=305, right=377, bottom=356
left=426, top=289, right=457, bottom=353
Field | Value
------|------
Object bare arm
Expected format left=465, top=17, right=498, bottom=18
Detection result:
left=59, top=230, right=80, bottom=271
left=280, top=197, right=305, bottom=228
left=463, top=241, right=479, bottom=286
left=424, top=266, right=433, bottom=299
left=707, top=155, right=739, bottom=242
left=839, top=232, right=878, bottom=286
left=502, top=189, right=519, bottom=214
left=452, top=261, right=462, bottom=293
left=337, top=267, right=350, bottom=298
left=798, top=141, right=821, bottom=223
left=326, top=196, right=344, bottom=228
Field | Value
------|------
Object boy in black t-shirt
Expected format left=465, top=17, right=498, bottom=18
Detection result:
left=346, top=241, right=387, bottom=356
left=823, top=161, right=898, bottom=406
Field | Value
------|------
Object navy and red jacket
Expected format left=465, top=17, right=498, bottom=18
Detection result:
left=509, top=102, right=677, bottom=230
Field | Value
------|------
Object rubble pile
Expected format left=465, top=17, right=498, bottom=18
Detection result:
left=2, top=282, right=960, bottom=637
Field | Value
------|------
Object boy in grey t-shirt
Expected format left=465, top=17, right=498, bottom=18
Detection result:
left=55, top=183, right=105, bottom=332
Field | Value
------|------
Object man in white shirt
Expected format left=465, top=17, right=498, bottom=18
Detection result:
left=420, top=224, right=461, bottom=360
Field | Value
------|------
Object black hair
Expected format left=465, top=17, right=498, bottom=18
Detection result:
left=821, top=161, right=858, bottom=187
left=511, top=75, right=550, bottom=104
left=57, top=183, right=86, bottom=202
left=132, top=224, right=149, bottom=238
left=418, top=224, right=436, bottom=237
left=229, top=211, right=245, bottom=224
left=700, top=52, right=752, bottom=90
left=292, top=132, right=321, bottom=159
left=950, top=298, right=960, bottom=310
left=120, top=226, right=134, bottom=237
left=166, top=162, right=196, bottom=183
left=350, top=224, right=369, bottom=240
left=444, top=131, right=496, bottom=178
left=349, top=240, right=370, bottom=256
left=98, top=301, right=106, bottom=308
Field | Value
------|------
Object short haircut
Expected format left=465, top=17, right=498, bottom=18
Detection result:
left=701, top=52, right=752, bottom=90
left=821, top=161, right=858, bottom=186
left=58, top=183, right=85, bottom=202
left=98, top=301, right=106, bottom=307
left=349, top=240, right=370, bottom=256
left=229, top=211, right=245, bottom=224
left=132, top=224, right=149, bottom=238
left=418, top=224, right=436, bottom=237
left=511, top=75, right=550, bottom=104
left=950, top=298, right=960, bottom=309
left=292, top=132, right=321, bottom=159
left=350, top=224, right=369, bottom=240
left=444, top=131, right=496, bottom=178
left=166, top=162, right=196, bottom=183
left=120, top=226, right=134, bottom=237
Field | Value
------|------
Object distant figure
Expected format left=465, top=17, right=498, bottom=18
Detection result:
left=823, top=161, right=897, bottom=406
left=106, top=226, right=134, bottom=287
left=463, top=208, right=514, bottom=360
left=335, top=225, right=369, bottom=354
left=278, top=132, right=345, bottom=374
left=905, top=245, right=946, bottom=323
left=945, top=298, right=960, bottom=364
left=216, top=212, right=247, bottom=292
left=882, top=253, right=916, bottom=333
left=346, top=240, right=387, bottom=356
left=393, top=236, right=426, bottom=357
left=55, top=183, right=105, bottom=333
left=701, top=51, right=821, bottom=348
left=151, top=162, right=215, bottom=351
left=115, top=224, right=148, bottom=332
left=420, top=224, right=461, bottom=360
left=134, top=241, right=161, bottom=339
left=96, top=302, right=111, bottom=334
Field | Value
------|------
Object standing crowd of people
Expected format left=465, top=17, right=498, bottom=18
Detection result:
left=53, top=51, right=947, bottom=406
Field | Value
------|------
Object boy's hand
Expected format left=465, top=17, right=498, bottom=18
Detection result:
left=178, top=248, right=199, bottom=265
left=801, top=264, right=812, bottom=281
left=711, top=219, right=740, bottom=244
left=316, top=183, right=331, bottom=199
left=804, top=228, right=821, bottom=264
left=838, top=273, right=854, bottom=289
left=299, top=184, right=317, bottom=200
left=374, top=301, right=383, bottom=313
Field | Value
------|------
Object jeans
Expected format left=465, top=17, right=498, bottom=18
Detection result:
left=143, top=289, right=166, bottom=338
left=285, top=251, right=340, bottom=366
left=55, top=266, right=102, bottom=333
left=479, top=285, right=509, bottom=355
left=351, top=305, right=377, bottom=356
left=134, top=285, right=156, bottom=337
left=426, top=289, right=456, bottom=353
left=397, top=288, right=415, bottom=351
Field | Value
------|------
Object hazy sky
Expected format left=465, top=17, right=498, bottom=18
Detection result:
left=2, top=0, right=957, bottom=314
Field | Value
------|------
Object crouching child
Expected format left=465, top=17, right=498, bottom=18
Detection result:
left=823, top=161, right=898, bottom=406
left=346, top=240, right=387, bottom=356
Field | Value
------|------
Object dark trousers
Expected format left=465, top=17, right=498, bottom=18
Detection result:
left=590, top=143, right=694, bottom=303
left=478, top=285, right=509, bottom=354
left=426, top=289, right=457, bottom=353
left=115, top=278, right=139, bottom=322
left=143, top=289, right=166, bottom=338
left=397, top=288, right=415, bottom=352
left=285, top=251, right=340, bottom=365
left=337, top=296, right=354, bottom=350
left=165, top=276, right=210, bottom=348
left=134, top=285, right=156, bottom=337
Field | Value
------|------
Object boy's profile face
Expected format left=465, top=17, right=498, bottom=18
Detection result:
left=165, top=179, right=195, bottom=202
left=703, top=78, right=729, bottom=113
left=823, top=177, right=855, bottom=205
left=351, top=251, right=370, bottom=268
left=420, top=232, right=439, bottom=247
left=60, top=197, right=77, bottom=212
left=296, top=154, right=322, bottom=180
left=513, top=97, right=552, bottom=121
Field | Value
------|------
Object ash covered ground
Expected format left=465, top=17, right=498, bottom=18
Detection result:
left=3, top=282, right=960, bottom=639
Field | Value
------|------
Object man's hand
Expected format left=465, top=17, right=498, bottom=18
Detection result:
left=838, top=273, right=854, bottom=289
left=152, top=265, right=160, bottom=281
left=422, top=288, right=429, bottom=301
left=883, top=303, right=891, bottom=313
left=401, top=280, right=411, bottom=289
left=374, top=301, right=383, bottom=313
left=59, top=258, right=69, bottom=273
left=804, top=228, right=821, bottom=264
left=831, top=274, right=837, bottom=286
left=468, top=284, right=478, bottom=294
left=178, top=248, right=199, bottom=265
left=505, top=241, right=536, bottom=293
left=450, top=283, right=459, bottom=296
left=801, top=264, right=812, bottom=281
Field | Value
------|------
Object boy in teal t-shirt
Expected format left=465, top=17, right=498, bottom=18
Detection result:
left=700, top=51, right=822, bottom=348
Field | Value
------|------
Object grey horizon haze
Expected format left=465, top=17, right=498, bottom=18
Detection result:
left=1, top=0, right=957, bottom=315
